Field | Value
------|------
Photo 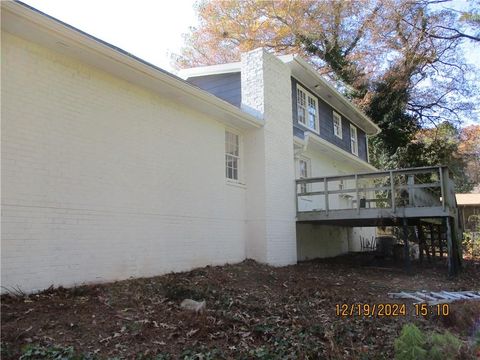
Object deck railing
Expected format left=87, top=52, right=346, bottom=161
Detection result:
left=295, top=166, right=455, bottom=215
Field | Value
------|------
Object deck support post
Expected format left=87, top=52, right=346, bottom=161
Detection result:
left=295, top=182, right=299, bottom=215
left=446, top=217, right=455, bottom=277
left=414, top=225, right=423, bottom=264
left=439, top=167, right=445, bottom=211
left=324, top=177, right=329, bottom=216
left=389, top=171, right=395, bottom=214
left=429, top=224, right=436, bottom=260
left=438, top=224, right=444, bottom=258
left=355, top=174, right=360, bottom=214
left=402, top=217, right=412, bottom=274
left=446, top=216, right=460, bottom=277
left=418, top=225, right=430, bottom=263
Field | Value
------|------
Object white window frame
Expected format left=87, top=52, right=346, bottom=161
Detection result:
left=296, top=87, right=307, bottom=126
left=225, top=130, right=242, bottom=183
left=350, top=124, right=358, bottom=156
left=296, top=85, right=319, bottom=133
left=298, top=157, right=311, bottom=194
left=333, top=111, right=343, bottom=139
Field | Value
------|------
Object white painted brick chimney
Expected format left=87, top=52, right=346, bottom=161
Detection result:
left=241, top=48, right=297, bottom=265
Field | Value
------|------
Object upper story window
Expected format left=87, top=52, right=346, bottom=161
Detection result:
left=225, top=130, right=240, bottom=181
left=350, top=124, right=358, bottom=156
left=333, top=111, right=342, bottom=139
left=296, top=85, right=319, bottom=132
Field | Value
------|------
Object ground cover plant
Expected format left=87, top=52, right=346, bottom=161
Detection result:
left=2, top=255, right=480, bottom=359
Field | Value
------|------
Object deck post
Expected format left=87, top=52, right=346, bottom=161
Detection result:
left=414, top=225, right=423, bottom=263
left=446, top=216, right=456, bottom=277
left=295, top=181, right=299, bottom=215
left=429, top=224, right=436, bottom=259
left=389, top=171, right=395, bottom=214
left=447, top=216, right=461, bottom=276
left=438, top=224, right=444, bottom=258
left=439, top=166, right=445, bottom=211
left=418, top=225, right=430, bottom=263
left=403, top=217, right=412, bottom=274
left=408, top=175, right=415, bottom=207
left=453, top=222, right=462, bottom=271
left=355, top=174, right=360, bottom=214
left=324, top=177, right=329, bottom=216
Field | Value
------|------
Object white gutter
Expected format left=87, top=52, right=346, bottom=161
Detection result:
left=178, top=62, right=242, bottom=79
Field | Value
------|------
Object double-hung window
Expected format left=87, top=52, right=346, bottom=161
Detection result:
left=350, top=124, right=358, bottom=156
left=297, top=87, right=307, bottom=125
left=307, top=97, right=318, bottom=131
left=225, top=131, right=240, bottom=181
left=333, top=111, right=342, bottom=138
left=297, top=85, right=319, bottom=132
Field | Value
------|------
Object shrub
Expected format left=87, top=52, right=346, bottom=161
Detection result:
left=395, top=324, right=469, bottom=360
left=20, top=344, right=76, bottom=360
left=462, top=231, right=480, bottom=258
left=428, top=331, right=462, bottom=360
left=394, top=324, right=427, bottom=360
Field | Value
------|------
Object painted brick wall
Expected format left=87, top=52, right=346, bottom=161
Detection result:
left=297, top=224, right=349, bottom=260
left=241, top=49, right=297, bottom=266
left=1, top=33, right=248, bottom=293
left=295, top=148, right=376, bottom=259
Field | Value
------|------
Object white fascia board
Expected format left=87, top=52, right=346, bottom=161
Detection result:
left=285, top=56, right=381, bottom=136
left=179, top=53, right=295, bottom=79
left=305, top=133, right=377, bottom=172
left=180, top=54, right=294, bottom=80
left=2, top=1, right=262, bottom=130
left=277, top=54, right=296, bottom=63
left=178, top=62, right=242, bottom=79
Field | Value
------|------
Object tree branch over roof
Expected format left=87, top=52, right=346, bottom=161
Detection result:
left=172, top=0, right=479, bottom=176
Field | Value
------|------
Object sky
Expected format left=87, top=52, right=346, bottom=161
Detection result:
left=21, top=0, right=199, bottom=73
left=19, top=0, right=480, bottom=125
left=21, top=0, right=479, bottom=74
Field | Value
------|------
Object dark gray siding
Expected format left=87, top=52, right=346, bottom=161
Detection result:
left=358, top=131, right=368, bottom=162
left=293, top=124, right=305, bottom=139
left=186, top=72, right=241, bottom=107
left=291, top=77, right=368, bottom=162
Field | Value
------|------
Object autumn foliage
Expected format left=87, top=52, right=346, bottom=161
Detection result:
left=174, top=0, right=479, bottom=189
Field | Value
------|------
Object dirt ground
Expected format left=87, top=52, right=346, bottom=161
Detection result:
left=2, top=254, right=480, bottom=359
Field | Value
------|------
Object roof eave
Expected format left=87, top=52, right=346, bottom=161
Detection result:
left=2, top=1, right=263, bottom=130
left=178, top=62, right=241, bottom=79
left=287, top=56, right=381, bottom=136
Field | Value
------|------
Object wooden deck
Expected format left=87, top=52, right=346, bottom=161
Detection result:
left=296, top=166, right=458, bottom=224
left=296, top=166, right=462, bottom=276
left=297, top=207, right=453, bottom=226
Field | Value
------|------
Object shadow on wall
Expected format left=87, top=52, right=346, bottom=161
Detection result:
left=296, top=224, right=349, bottom=260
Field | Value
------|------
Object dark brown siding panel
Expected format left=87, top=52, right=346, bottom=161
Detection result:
left=291, top=77, right=368, bottom=162
left=187, top=72, right=241, bottom=107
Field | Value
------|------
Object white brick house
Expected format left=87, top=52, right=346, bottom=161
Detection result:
left=1, top=2, right=380, bottom=293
